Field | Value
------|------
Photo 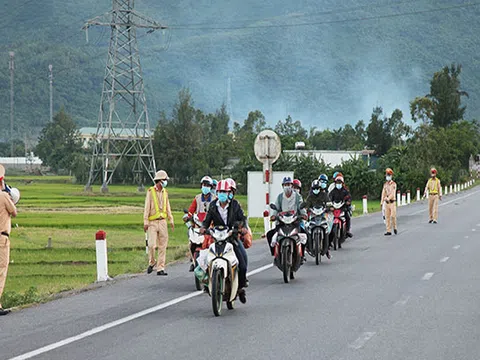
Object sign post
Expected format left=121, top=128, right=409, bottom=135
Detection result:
left=254, top=130, right=281, bottom=235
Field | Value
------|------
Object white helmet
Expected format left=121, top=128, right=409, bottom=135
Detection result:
left=10, top=187, right=20, bottom=204
left=200, top=176, right=213, bottom=186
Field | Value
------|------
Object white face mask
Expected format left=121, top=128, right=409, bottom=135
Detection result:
left=312, top=189, right=320, bottom=195
left=386, top=175, right=392, bottom=181
left=335, top=183, right=342, bottom=190
left=283, top=185, right=292, bottom=195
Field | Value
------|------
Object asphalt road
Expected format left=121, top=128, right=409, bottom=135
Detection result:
left=1, top=188, right=480, bottom=360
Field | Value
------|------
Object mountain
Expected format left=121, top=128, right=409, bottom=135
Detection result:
left=1, top=0, right=479, bottom=139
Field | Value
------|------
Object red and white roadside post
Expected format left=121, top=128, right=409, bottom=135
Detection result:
left=444, top=185, right=448, bottom=195
left=396, top=190, right=401, bottom=206
left=401, top=193, right=406, bottom=206
left=263, top=168, right=272, bottom=233
left=407, top=190, right=411, bottom=204
left=416, top=188, right=421, bottom=201
left=362, top=195, right=368, bottom=214
left=95, top=230, right=110, bottom=282
left=449, top=183, right=453, bottom=194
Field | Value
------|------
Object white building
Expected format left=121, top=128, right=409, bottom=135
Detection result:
left=79, top=127, right=153, bottom=149
left=283, top=149, right=375, bottom=167
left=0, top=155, right=43, bottom=170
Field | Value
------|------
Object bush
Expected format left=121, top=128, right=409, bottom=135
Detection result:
left=1, top=286, right=41, bottom=309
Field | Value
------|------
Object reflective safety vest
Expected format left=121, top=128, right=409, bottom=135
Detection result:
left=148, top=186, right=167, bottom=221
left=428, top=178, right=440, bottom=194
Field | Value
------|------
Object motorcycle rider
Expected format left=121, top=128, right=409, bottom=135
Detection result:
left=201, top=179, right=248, bottom=303
left=211, top=179, right=218, bottom=197
left=266, top=177, right=307, bottom=262
left=184, top=176, right=215, bottom=271
left=293, top=179, right=303, bottom=199
left=329, top=174, right=353, bottom=239
left=327, top=171, right=340, bottom=193
left=305, top=176, right=332, bottom=259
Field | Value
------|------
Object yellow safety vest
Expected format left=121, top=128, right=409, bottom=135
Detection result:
left=428, top=178, right=439, bottom=194
left=148, top=186, right=168, bottom=221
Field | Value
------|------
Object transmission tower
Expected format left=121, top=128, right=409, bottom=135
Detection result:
left=83, top=0, right=167, bottom=192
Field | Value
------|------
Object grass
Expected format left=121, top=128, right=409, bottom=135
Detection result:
left=1, top=175, right=384, bottom=309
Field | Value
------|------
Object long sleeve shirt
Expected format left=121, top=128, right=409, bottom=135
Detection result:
left=0, top=191, right=16, bottom=234
left=424, top=177, right=442, bottom=196
left=381, top=181, right=397, bottom=203
left=305, top=190, right=330, bottom=209
left=143, top=187, right=174, bottom=225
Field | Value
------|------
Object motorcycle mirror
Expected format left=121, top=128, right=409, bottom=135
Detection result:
left=269, top=203, right=277, bottom=211
left=183, top=208, right=188, bottom=213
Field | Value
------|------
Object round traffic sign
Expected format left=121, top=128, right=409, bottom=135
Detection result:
left=254, top=130, right=282, bottom=164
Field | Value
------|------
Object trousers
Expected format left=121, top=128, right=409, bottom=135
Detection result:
left=233, top=240, right=247, bottom=288
left=0, top=235, right=10, bottom=308
left=429, top=194, right=439, bottom=221
left=147, top=219, right=169, bottom=271
left=385, top=202, right=397, bottom=232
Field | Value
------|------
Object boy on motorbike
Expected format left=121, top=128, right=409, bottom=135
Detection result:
left=329, top=174, right=353, bottom=239
left=266, top=177, right=307, bottom=262
left=201, top=179, right=248, bottom=303
left=184, top=176, right=215, bottom=271
left=305, top=176, right=332, bottom=259
left=293, top=179, right=303, bottom=199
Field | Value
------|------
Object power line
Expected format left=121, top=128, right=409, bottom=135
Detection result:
left=170, top=2, right=480, bottom=31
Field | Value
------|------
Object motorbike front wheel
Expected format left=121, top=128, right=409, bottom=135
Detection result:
left=314, top=231, right=320, bottom=265
left=283, top=246, right=291, bottom=284
left=211, top=268, right=224, bottom=317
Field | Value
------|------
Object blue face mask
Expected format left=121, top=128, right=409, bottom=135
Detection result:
left=320, top=182, right=327, bottom=189
left=313, top=189, right=320, bottom=195
left=162, top=180, right=168, bottom=188
left=218, top=192, right=228, bottom=203
left=336, top=183, right=342, bottom=190
left=201, top=186, right=211, bottom=195
left=211, top=189, right=217, bottom=196
left=228, top=193, right=234, bottom=200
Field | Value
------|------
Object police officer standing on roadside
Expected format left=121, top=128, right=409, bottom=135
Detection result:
left=0, top=165, right=18, bottom=315
left=381, top=168, right=398, bottom=235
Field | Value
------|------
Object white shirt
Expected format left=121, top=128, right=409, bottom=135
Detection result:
left=216, top=201, right=229, bottom=225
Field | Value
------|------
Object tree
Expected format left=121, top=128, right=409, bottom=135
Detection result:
left=410, top=96, right=435, bottom=124
left=275, top=115, right=308, bottom=150
left=35, top=108, right=82, bottom=173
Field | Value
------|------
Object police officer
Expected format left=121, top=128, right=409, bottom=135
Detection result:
left=423, top=167, right=442, bottom=223
left=0, top=165, right=18, bottom=315
left=381, top=168, right=398, bottom=235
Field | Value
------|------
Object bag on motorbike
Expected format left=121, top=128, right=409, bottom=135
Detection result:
left=240, top=227, right=253, bottom=249
left=202, top=234, right=214, bottom=249
left=197, top=248, right=209, bottom=271
left=194, top=265, right=208, bottom=283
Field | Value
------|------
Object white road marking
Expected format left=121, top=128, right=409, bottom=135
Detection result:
left=7, top=263, right=274, bottom=360
left=349, top=332, right=376, bottom=350
left=394, top=295, right=410, bottom=306
left=410, top=190, right=480, bottom=215
left=440, top=257, right=450, bottom=262
left=453, top=245, right=460, bottom=250
left=465, top=236, right=469, bottom=239
left=422, top=272, right=434, bottom=280
left=472, top=229, right=477, bottom=232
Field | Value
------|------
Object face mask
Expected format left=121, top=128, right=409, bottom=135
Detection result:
left=320, top=182, right=327, bottom=189
left=386, top=175, right=392, bottom=181
left=228, top=193, right=234, bottom=200
left=201, top=186, right=211, bottom=195
left=336, top=183, right=342, bottom=190
left=431, top=174, right=436, bottom=178
left=162, top=180, right=168, bottom=188
left=294, top=188, right=300, bottom=193
left=313, top=189, right=320, bottom=195
left=211, top=189, right=217, bottom=196
left=218, top=192, right=228, bottom=203
left=283, top=186, right=292, bottom=195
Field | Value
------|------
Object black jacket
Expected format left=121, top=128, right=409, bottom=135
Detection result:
left=329, top=187, right=352, bottom=205
left=202, top=199, right=246, bottom=229
left=305, top=190, right=331, bottom=209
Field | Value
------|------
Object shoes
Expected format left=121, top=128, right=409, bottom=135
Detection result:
left=0, top=308, right=10, bottom=316
left=384, top=232, right=392, bottom=236
left=346, top=232, right=353, bottom=238
left=157, top=270, right=168, bottom=276
left=301, top=256, right=306, bottom=264
left=433, top=220, right=438, bottom=224
left=238, top=289, right=247, bottom=304
left=429, top=220, right=433, bottom=224
left=189, top=263, right=195, bottom=272
left=147, top=265, right=154, bottom=274
left=245, top=279, right=249, bottom=288
left=394, top=229, right=398, bottom=235
left=326, top=252, right=331, bottom=259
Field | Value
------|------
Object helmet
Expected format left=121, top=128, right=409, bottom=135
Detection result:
left=282, top=177, right=293, bottom=185
left=225, top=178, right=236, bottom=191
left=318, top=174, right=328, bottom=183
left=335, top=176, right=344, bottom=183
left=200, top=176, right=213, bottom=186
left=154, top=170, right=169, bottom=181
left=212, top=179, right=218, bottom=187
left=333, top=171, right=339, bottom=179
left=385, top=168, right=394, bottom=175
left=311, top=179, right=321, bottom=189
left=334, top=172, right=344, bottom=181
left=293, top=179, right=302, bottom=188
left=216, top=180, right=230, bottom=192
left=10, top=187, right=20, bottom=204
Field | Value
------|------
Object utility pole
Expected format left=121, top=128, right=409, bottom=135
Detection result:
left=227, top=77, right=233, bottom=121
left=83, top=1, right=167, bottom=193
left=9, top=52, right=14, bottom=158
left=49, top=64, right=53, bottom=123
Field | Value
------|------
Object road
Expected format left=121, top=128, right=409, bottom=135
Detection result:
left=1, top=189, right=480, bottom=360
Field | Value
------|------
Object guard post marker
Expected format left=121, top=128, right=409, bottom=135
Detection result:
left=401, top=193, right=406, bottom=206
left=95, top=230, right=109, bottom=282
left=362, top=195, right=368, bottom=214
left=450, top=183, right=453, bottom=194
left=407, top=190, right=411, bottom=204
left=397, top=190, right=401, bottom=206
left=416, top=188, right=421, bottom=201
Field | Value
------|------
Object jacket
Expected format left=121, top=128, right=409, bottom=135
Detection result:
left=274, top=191, right=305, bottom=216
left=305, top=190, right=331, bottom=209
left=329, top=186, right=352, bottom=207
left=202, top=199, right=246, bottom=229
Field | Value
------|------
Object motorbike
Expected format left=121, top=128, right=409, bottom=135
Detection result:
left=183, top=210, right=205, bottom=290
left=206, top=225, right=240, bottom=317
left=331, top=201, right=347, bottom=250
left=307, top=205, right=331, bottom=265
left=270, top=203, right=306, bottom=283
